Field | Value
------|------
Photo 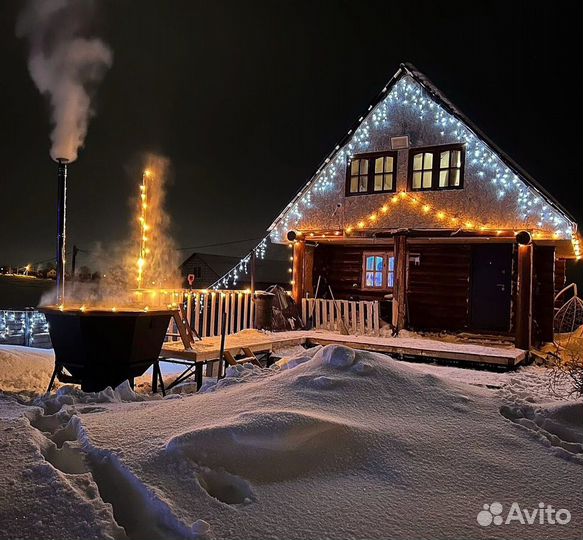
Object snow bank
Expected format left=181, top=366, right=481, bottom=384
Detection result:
left=2, top=343, right=582, bottom=539
left=0, top=345, right=54, bottom=395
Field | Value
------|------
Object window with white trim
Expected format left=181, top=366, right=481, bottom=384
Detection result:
left=362, top=252, right=395, bottom=289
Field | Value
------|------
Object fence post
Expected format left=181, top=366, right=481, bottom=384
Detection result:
left=186, top=293, right=192, bottom=328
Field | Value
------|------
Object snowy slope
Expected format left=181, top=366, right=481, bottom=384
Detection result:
left=0, top=344, right=581, bottom=539
left=0, top=345, right=54, bottom=395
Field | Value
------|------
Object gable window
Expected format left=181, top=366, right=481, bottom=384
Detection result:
left=347, top=151, right=397, bottom=196
left=409, top=144, right=465, bottom=191
left=362, top=252, right=395, bottom=289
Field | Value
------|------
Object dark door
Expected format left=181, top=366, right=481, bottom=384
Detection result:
left=470, top=244, right=512, bottom=331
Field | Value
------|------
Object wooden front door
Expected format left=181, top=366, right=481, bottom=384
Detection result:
left=470, top=244, right=512, bottom=331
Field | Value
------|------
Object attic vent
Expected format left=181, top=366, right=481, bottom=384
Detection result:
left=391, top=136, right=409, bottom=150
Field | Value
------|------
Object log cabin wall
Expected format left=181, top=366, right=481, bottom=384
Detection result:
left=554, top=258, right=567, bottom=301
left=408, top=244, right=471, bottom=331
left=312, top=243, right=472, bottom=331
left=313, top=244, right=387, bottom=301
left=532, top=245, right=556, bottom=344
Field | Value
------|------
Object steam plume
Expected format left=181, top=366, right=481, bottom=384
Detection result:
left=16, top=0, right=112, bottom=162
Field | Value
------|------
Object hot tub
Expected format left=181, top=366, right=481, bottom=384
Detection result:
left=40, top=307, right=174, bottom=392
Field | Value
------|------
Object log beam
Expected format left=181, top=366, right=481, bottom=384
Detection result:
left=292, top=240, right=306, bottom=305
left=392, top=233, right=408, bottom=331
left=516, top=243, right=533, bottom=350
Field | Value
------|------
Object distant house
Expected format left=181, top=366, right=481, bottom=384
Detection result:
left=267, top=63, right=580, bottom=348
left=179, top=252, right=288, bottom=290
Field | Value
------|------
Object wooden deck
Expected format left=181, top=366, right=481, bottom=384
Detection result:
left=160, top=329, right=526, bottom=368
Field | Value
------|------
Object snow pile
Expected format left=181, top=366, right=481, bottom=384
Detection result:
left=32, top=380, right=153, bottom=414
left=0, top=345, right=54, bottom=395
left=273, top=343, right=322, bottom=370
left=1, top=344, right=582, bottom=539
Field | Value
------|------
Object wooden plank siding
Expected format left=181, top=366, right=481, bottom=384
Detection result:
left=532, top=245, right=555, bottom=344
left=408, top=245, right=471, bottom=331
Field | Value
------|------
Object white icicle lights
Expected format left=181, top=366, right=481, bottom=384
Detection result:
left=268, top=69, right=577, bottom=245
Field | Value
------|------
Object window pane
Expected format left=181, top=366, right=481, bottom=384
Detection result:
left=361, top=160, right=368, bottom=174
left=366, top=272, right=374, bottom=287
left=388, top=256, right=394, bottom=271
left=439, top=170, right=449, bottom=187
left=451, top=169, right=461, bottom=186
left=413, top=153, right=423, bottom=171
left=374, top=272, right=383, bottom=287
left=351, top=160, right=359, bottom=174
left=374, top=174, right=383, bottom=191
left=385, top=156, right=394, bottom=172
left=423, top=171, right=432, bottom=188
left=440, top=151, right=450, bottom=168
left=366, top=256, right=374, bottom=271
left=423, top=152, right=433, bottom=169
left=383, top=173, right=393, bottom=191
left=412, top=171, right=422, bottom=189
left=451, top=150, right=461, bottom=168
left=350, top=177, right=358, bottom=193
left=387, top=271, right=394, bottom=288
left=375, top=256, right=384, bottom=271
left=359, top=176, right=368, bottom=192
left=375, top=157, right=384, bottom=173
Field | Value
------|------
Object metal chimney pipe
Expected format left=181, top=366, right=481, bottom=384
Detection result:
left=55, top=158, right=68, bottom=305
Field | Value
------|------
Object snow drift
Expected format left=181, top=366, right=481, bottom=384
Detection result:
left=0, top=345, right=54, bottom=395
left=1, top=343, right=582, bottom=539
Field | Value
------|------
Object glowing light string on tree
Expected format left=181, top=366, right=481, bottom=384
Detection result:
left=137, top=169, right=151, bottom=289
left=268, top=75, right=577, bottom=246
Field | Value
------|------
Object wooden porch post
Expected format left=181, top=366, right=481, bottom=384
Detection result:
left=292, top=240, right=306, bottom=305
left=392, top=233, right=408, bottom=331
left=516, top=243, right=533, bottom=350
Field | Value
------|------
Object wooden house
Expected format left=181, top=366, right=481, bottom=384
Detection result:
left=268, top=64, right=580, bottom=349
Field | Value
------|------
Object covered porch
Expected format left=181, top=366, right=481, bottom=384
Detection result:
left=289, top=229, right=575, bottom=351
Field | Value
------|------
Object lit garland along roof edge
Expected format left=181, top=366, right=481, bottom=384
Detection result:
left=267, top=62, right=578, bottom=234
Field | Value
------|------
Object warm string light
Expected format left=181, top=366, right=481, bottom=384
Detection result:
left=137, top=169, right=151, bottom=289
left=573, top=235, right=581, bottom=260
left=268, top=73, right=576, bottom=245
left=344, top=190, right=533, bottom=237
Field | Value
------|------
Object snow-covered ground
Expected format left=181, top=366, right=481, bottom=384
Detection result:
left=0, top=343, right=581, bottom=539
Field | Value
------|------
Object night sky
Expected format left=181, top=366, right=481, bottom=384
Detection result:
left=0, top=0, right=581, bottom=270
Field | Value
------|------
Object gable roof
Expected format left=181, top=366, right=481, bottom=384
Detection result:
left=268, top=62, right=577, bottom=234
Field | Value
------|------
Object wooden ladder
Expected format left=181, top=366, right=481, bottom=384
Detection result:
left=223, top=347, right=262, bottom=367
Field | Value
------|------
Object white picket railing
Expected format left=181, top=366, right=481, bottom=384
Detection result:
left=301, top=298, right=380, bottom=336
left=166, top=289, right=255, bottom=341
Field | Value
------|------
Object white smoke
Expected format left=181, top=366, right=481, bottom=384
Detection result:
left=16, top=0, right=112, bottom=162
